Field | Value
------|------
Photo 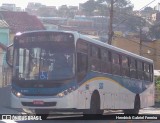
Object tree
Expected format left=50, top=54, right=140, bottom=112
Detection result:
left=81, top=0, right=147, bottom=34
left=143, top=7, right=153, bottom=11
left=97, top=0, right=133, bottom=12
left=81, top=0, right=97, bottom=16
left=149, top=23, right=160, bottom=39
left=81, top=0, right=133, bottom=17
left=112, top=0, right=134, bottom=24
left=58, top=5, right=69, bottom=17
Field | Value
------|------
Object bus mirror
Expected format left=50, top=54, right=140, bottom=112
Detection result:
left=6, top=44, right=13, bottom=67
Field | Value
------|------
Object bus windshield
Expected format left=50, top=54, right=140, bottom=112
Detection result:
left=13, top=33, right=75, bottom=80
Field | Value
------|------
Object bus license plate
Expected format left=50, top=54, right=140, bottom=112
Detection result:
left=33, top=100, right=44, bottom=105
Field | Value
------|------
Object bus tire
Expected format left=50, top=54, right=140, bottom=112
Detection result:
left=85, top=91, right=103, bottom=115
left=123, top=95, right=140, bottom=114
left=35, top=109, right=49, bottom=120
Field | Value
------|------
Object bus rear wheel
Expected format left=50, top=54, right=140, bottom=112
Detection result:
left=124, top=96, right=140, bottom=114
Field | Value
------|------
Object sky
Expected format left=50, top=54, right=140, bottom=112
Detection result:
left=0, top=0, right=159, bottom=10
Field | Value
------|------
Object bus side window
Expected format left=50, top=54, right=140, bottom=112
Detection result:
left=90, top=45, right=101, bottom=72
left=137, top=61, right=144, bottom=80
left=112, top=53, right=120, bottom=75
left=149, top=65, right=153, bottom=82
left=101, top=49, right=112, bottom=73
left=130, top=58, right=137, bottom=79
left=77, top=52, right=88, bottom=82
left=144, top=63, right=150, bottom=81
left=122, top=55, right=129, bottom=77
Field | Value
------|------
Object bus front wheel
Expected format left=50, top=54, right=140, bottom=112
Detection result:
left=84, top=91, right=103, bottom=115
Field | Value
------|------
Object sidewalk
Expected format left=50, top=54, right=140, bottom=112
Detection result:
left=0, top=86, right=22, bottom=114
left=0, top=86, right=11, bottom=108
left=0, top=106, right=21, bottom=114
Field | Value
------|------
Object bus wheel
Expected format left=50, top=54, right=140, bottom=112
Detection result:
left=35, top=109, right=49, bottom=120
left=83, top=91, right=103, bottom=116
left=124, top=95, right=140, bottom=114
left=89, top=91, right=103, bottom=114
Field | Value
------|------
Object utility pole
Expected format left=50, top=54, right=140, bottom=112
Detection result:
left=108, top=0, right=114, bottom=45
left=140, top=28, right=142, bottom=56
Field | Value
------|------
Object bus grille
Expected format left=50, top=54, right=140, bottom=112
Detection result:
left=21, top=102, right=57, bottom=107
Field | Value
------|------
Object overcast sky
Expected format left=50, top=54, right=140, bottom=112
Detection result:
left=0, top=0, right=158, bottom=10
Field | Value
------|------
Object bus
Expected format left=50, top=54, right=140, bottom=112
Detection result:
left=6, top=30, right=154, bottom=118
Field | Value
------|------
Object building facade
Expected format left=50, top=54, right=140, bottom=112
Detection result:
left=0, top=20, right=9, bottom=87
left=0, top=11, right=45, bottom=87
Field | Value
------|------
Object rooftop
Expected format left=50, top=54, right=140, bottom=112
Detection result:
left=0, top=11, right=45, bottom=33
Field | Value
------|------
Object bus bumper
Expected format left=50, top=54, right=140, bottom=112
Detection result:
left=11, top=92, right=77, bottom=110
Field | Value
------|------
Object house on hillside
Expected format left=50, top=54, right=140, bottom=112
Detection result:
left=0, top=11, right=45, bottom=41
left=0, top=11, right=45, bottom=87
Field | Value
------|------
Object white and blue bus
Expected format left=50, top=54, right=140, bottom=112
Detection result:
left=6, top=30, right=154, bottom=118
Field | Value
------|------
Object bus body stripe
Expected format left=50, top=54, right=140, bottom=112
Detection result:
left=81, top=77, right=123, bottom=88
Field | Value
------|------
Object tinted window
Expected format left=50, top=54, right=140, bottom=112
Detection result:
left=144, top=63, right=150, bottom=81
left=112, top=53, right=120, bottom=75
left=137, top=61, right=144, bottom=80
left=130, top=58, right=137, bottom=79
left=77, top=39, right=88, bottom=53
left=122, top=55, right=130, bottom=77
left=90, top=45, right=101, bottom=71
left=101, top=49, right=111, bottom=73
left=77, top=52, right=88, bottom=82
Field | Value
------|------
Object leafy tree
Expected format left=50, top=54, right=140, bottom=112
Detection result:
left=125, top=16, right=146, bottom=32
left=58, top=5, right=69, bottom=17
left=81, top=0, right=97, bottom=16
left=82, top=0, right=134, bottom=17
left=97, top=0, right=133, bottom=12
left=81, top=0, right=146, bottom=34
left=143, top=7, right=153, bottom=11
left=149, top=23, right=160, bottom=39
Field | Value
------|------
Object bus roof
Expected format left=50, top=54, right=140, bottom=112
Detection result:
left=15, top=30, right=79, bottom=36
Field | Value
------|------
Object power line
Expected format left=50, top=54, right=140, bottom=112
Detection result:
left=139, top=0, right=157, bottom=11
left=117, top=36, right=155, bottom=50
left=113, top=0, right=157, bottom=29
left=114, top=34, right=160, bottom=59
left=113, top=35, right=160, bottom=61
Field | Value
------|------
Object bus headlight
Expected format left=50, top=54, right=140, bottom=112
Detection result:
left=12, top=89, right=23, bottom=98
left=57, top=92, right=65, bottom=97
left=16, top=92, right=22, bottom=97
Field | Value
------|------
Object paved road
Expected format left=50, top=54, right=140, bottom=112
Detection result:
left=1, top=107, right=160, bottom=123
left=1, top=86, right=160, bottom=122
